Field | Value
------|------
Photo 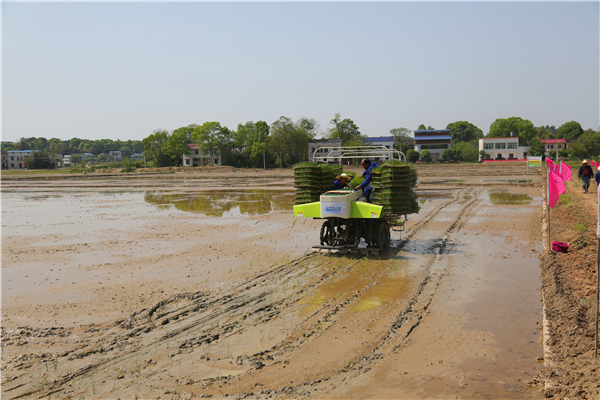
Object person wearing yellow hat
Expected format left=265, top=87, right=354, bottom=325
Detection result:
left=331, top=173, right=351, bottom=190
left=578, top=160, right=593, bottom=193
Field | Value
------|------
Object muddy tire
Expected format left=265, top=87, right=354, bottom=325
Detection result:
left=320, top=220, right=334, bottom=246
left=377, top=220, right=390, bottom=253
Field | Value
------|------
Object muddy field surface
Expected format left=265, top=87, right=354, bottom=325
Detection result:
left=1, top=166, right=553, bottom=399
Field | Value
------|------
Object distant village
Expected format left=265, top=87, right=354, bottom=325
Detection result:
left=1, top=116, right=592, bottom=170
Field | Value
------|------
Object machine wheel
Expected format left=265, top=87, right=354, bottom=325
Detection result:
left=320, top=220, right=334, bottom=246
left=377, top=221, right=391, bottom=253
left=351, top=220, right=361, bottom=247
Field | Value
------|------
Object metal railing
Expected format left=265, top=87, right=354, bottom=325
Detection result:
left=311, top=145, right=405, bottom=164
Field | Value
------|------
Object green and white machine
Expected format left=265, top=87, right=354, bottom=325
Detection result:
left=293, top=147, right=418, bottom=255
left=293, top=189, right=399, bottom=255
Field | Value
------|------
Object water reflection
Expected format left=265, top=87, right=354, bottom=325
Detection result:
left=144, top=190, right=294, bottom=217
left=489, top=191, right=533, bottom=205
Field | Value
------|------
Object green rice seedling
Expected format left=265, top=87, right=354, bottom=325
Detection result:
left=348, top=175, right=365, bottom=188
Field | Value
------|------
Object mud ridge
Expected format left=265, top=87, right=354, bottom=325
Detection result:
left=533, top=253, right=600, bottom=398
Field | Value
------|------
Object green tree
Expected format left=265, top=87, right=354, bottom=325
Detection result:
left=268, top=116, right=313, bottom=167
left=487, top=117, right=536, bottom=146
left=298, top=118, right=320, bottom=138
left=417, top=124, right=434, bottom=130
left=120, top=146, right=132, bottom=158
left=446, top=121, right=483, bottom=143
left=406, top=149, right=420, bottom=163
left=96, top=153, right=107, bottom=162
left=192, top=122, right=231, bottom=166
left=1, top=141, right=17, bottom=152
left=251, top=121, right=270, bottom=168
left=25, top=151, right=53, bottom=169
left=132, top=141, right=144, bottom=153
left=327, top=113, right=364, bottom=145
left=556, top=121, right=584, bottom=140
left=390, top=127, right=414, bottom=147
left=420, top=149, right=432, bottom=162
left=452, top=142, right=479, bottom=162
left=569, top=129, right=600, bottom=159
left=168, top=124, right=197, bottom=166
left=528, top=138, right=546, bottom=157
left=142, top=130, right=171, bottom=167
left=395, top=143, right=410, bottom=156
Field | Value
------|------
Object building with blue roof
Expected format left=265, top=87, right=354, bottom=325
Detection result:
left=413, top=130, right=452, bottom=162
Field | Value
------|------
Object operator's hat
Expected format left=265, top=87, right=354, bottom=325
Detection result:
left=582, top=159, right=588, bottom=164
left=336, top=173, right=351, bottom=180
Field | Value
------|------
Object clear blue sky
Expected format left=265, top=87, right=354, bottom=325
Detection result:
left=2, top=1, right=598, bottom=142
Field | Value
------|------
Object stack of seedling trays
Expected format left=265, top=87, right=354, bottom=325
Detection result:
left=293, top=162, right=323, bottom=205
left=372, top=161, right=419, bottom=216
left=319, top=164, right=343, bottom=192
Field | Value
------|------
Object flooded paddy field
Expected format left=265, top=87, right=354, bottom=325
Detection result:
left=1, top=171, right=546, bottom=399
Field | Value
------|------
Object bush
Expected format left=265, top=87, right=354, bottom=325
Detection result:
left=479, top=150, right=487, bottom=162
left=420, top=149, right=432, bottom=163
left=134, top=160, right=144, bottom=168
left=120, top=158, right=134, bottom=173
left=406, top=149, right=420, bottom=163
left=453, top=142, right=479, bottom=162
left=442, top=148, right=458, bottom=161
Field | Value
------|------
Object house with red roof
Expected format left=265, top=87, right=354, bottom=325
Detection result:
left=540, top=139, right=567, bottom=157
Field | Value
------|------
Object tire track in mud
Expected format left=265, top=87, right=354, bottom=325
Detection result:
left=2, top=254, right=367, bottom=399
left=207, top=187, right=483, bottom=398
left=1, top=188, right=483, bottom=399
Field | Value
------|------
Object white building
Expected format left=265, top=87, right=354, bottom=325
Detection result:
left=308, top=139, right=343, bottom=163
left=479, top=137, right=529, bottom=160
left=364, top=136, right=395, bottom=150
left=413, top=130, right=452, bottom=162
left=363, top=136, right=397, bottom=163
left=108, top=151, right=122, bottom=161
left=6, top=150, right=34, bottom=169
left=131, top=153, right=144, bottom=162
left=183, top=144, right=221, bottom=166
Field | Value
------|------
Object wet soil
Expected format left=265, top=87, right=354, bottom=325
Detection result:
left=0, top=165, right=555, bottom=399
left=531, top=178, right=600, bottom=399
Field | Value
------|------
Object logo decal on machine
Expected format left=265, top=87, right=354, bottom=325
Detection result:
left=371, top=212, right=378, bottom=218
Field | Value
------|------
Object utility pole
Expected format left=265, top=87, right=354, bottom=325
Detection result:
left=263, top=149, right=266, bottom=170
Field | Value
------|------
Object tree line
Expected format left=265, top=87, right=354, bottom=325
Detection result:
left=1, top=115, right=597, bottom=169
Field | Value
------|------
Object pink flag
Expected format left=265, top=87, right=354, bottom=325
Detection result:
left=548, top=170, right=565, bottom=208
left=558, top=162, right=572, bottom=182
left=597, top=182, right=600, bottom=239
left=546, top=158, right=555, bottom=170
left=552, top=170, right=566, bottom=194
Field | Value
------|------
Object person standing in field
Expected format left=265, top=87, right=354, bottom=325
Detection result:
left=577, top=160, right=593, bottom=193
left=595, top=165, right=600, bottom=187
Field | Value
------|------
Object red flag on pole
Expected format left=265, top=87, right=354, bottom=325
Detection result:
left=558, top=162, right=572, bottom=182
left=548, top=170, right=565, bottom=208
